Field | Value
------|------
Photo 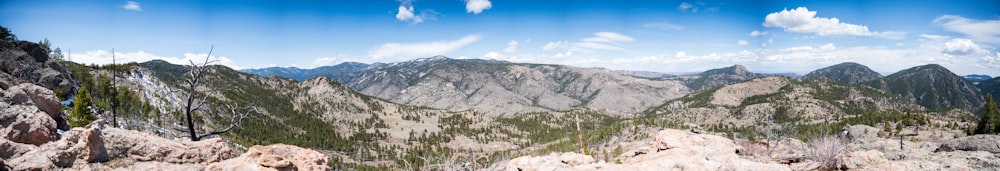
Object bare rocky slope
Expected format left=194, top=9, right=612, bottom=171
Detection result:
left=337, top=56, right=690, bottom=116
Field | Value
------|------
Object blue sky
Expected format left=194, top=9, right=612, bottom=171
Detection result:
left=2, top=0, right=999, bottom=75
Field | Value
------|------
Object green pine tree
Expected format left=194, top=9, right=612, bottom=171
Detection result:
left=975, top=93, right=1000, bottom=134
left=69, top=86, right=96, bottom=127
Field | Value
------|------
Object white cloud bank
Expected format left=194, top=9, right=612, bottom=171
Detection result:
left=122, top=1, right=141, bottom=11
left=369, top=34, right=482, bottom=60
left=69, top=50, right=240, bottom=69
left=764, top=7, right=903, bottom=39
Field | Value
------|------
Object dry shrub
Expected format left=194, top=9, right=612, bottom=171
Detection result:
left=736, top=139, right=768, bottom=160
left=808, top=136, right=846, bottom=169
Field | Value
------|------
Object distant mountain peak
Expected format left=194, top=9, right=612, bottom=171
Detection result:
left=702, top=64, right=750, bottom=76
left=410, top=55, right=451, bottom=62
left=801, top=62, right=882, bottom=85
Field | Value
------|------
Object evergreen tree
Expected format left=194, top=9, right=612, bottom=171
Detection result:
left=975, top=93, right=1000, bottom=134
left=0, top=25, right=15, bottom=40
left=69, top=86, right=96, bottom=127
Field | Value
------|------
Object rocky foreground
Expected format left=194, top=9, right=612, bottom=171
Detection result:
left=503, top=127, right=1000, bottom=171
left=0, top=83, right=331, bottom=170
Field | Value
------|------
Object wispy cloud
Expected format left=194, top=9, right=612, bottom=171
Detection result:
left=738, top=40, right=748, bottom=46
left=933, top=15, right=1000, bottom=44
left=465, top=0, right=492, bottom=14
left=750, top=30, right=767, bottom=37
left=764, top=7, right=903, bottom=39
left=643, top=22, right=685, bottom=30
left=677, top=2, right=717, bottom=13
left=369, top=34, right=482, bottom=60
left=122, top=1, right=142, bottom=11
left=505, top=40, right=519, bottom=53
left=573, top=32, right=635, bottom=52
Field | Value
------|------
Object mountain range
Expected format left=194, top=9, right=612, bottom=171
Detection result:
left=244, top=58, right=992, bottom=115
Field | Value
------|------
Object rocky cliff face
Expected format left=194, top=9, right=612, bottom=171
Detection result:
left=339, top=56, right=689, bottom=116
left=865, top=64, right=984, bottom=111
left=801, top=62, right=882, bottom=85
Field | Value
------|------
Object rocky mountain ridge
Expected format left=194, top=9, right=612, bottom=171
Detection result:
left=240, top=61, right=369, bottom=81
left=801, top=62, right=883, bottom=85
left=337, top=56, right=691, bottom=116
left=865, top=64, right=984, bottom=111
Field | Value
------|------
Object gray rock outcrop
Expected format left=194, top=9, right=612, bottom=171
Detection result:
left=0, top=40, right=76, bottom=97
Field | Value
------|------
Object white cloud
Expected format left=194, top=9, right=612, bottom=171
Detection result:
left=674, top=51, right=686, bottom=58
left=505, top=40, right=519, bottom=53
left=465, top=0, right=492, bottom=14
left=122, top=1, right=142, bottom=11
left=369, top=34, right=481, bottom=60
left=819, top=43, right=836, bottom=50
left=395, top=0, right=437, bottom=24
left=983, top=52, right=1000, bottom=68
left=644, top=22, right=685, bottom=30
left=310, top=57, right=337, bottom=68
left=763, top=7, right=900, bottom=39
left=395, top=6, right=421, bottom=24
left=69, top=50, right=240, bottom=69
left=542, top=41, right=570, bottom=51
left=750, top=30, right=767, bottom=37
left=942, top=38, right=988, bottom=55
left=678, top=2, right=694, bottom=11
left=738, top=40, right=748, bottom=46
left=933, top=15, right=1000, bottom=44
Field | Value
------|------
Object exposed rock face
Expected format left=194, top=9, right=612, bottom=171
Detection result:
left=1, top=119, right=331, bottom=170
left=207, top=144, right=332, bottom=171
left=865, top=64, right=983, bottom=110
left=504, top=129, right=791, bottom=171
left=340, top=56, right=689, bottom=116
left=801, top=62, right=882, bottom=85
left=940, top=135, right=1000, bottom=153
left=0, top=83, right=62, bottom=145
left=0, top=40, right=76, bottom=97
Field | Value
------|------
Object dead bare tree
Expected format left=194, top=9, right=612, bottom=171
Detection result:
left=180, top=45, right=254, bottom=141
